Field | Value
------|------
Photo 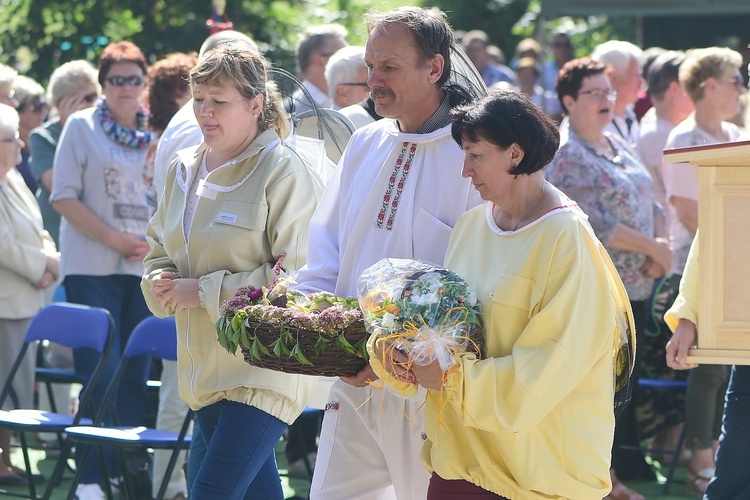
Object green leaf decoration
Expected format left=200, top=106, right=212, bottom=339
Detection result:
left=290, top=343, right=314, bottom=366
left=250, top=337, right=262, bottom=360
left=336, top=333, right=356, bottom=355
left=272, top=336, right=291, bottom=357
left=314, top=336, right=330, bottom=356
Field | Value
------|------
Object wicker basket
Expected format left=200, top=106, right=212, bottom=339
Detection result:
left=240, top=318, right=369, bottom=377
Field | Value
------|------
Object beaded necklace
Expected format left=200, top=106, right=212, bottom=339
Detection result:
left=95, top=97, right=153, bottom=150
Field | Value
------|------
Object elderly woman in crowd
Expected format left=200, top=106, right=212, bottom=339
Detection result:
left=372, top=91, right=633, bottom=500
left=141, top=42, right=323, bottom=499
left=0, top=103, right=59, bottom=485
left=51, top=41, right=154, bottom=499
left=545, top=57, right=673, bottom=500
left=29, top=60, right=101, bottom=247
left=662, top=46, right=746, bottom=497
left=12, top=75, right=48, bottom=194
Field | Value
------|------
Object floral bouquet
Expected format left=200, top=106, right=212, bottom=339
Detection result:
left=217, top=277, right=368, bottom=377
left=358, top=258, right=484, bottom=372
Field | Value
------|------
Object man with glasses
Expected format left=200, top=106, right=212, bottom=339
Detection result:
left=324, top=46, right=370, bottom=111
left=295, top=24, right=349, bottom=112
left=591, top=40, right=645, bottom=148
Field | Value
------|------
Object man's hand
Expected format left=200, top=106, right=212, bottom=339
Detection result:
left=666, top=318, right=699, bottom=370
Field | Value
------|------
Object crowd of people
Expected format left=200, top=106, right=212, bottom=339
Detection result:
left=1, top=4, right=749, bottom=500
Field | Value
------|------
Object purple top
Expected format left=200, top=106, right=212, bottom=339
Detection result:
left=546, top=129, right=655, bottom=301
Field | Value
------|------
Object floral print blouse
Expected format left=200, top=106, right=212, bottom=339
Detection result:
left=546, top=129, right=655, bottom=301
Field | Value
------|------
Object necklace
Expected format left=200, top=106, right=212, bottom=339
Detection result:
left=495, top=181, right=547, bottom=231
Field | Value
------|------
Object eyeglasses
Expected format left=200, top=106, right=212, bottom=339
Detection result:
left=700, top=76, right=746, bottom=92
left=577, top=89, right=618, bottom=102
left=340, top=82, right=369, bottom=87
left=18, top=99, right=49, bottom=113
left=105, top=75, right=144, bottom=87
left=719, top=77, right=745, bottom=91
left=83, top=92, right=99, bottom=103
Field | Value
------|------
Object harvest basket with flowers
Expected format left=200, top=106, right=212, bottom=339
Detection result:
left=358, top=258, right=484, bottom=374
left=217, top=279, right=368, bottom=377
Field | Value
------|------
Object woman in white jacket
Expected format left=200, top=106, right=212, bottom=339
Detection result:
left=0, top=103, right=59, bottom=485
left=142, top=43, right=323, bottom=499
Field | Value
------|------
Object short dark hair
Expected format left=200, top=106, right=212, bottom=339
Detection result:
left=451, top=90, right=560, bottom=176
left=555, top=57, right=608, bottom=114
left=366, top=7, right=455, bottom=88
left=98, top=41, right=148, bottom=86
left=647, top=50, right=686, bottom=101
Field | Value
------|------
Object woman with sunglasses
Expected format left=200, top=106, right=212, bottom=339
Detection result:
left=546, top=57, right=672, bottom=500
left=51, top=41, right=154, bottom=500
left=11, top=75, right=47, bottom=194
left=29, top=60, right=100, bottom=247
left=661, top=47, right=746, bottom=497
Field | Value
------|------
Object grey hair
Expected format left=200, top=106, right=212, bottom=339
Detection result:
left=324, top=46, right=366, bottom=101
left=0, top=103, right=19, bottom=133
left=12, top=75, right=45, bottom=109
left=0, top=63, right=17, bottom=88
left=591, top=40, right=643, bottom=74
left=47, top=60, right=101, bottom=107
left=199, top=30, right=259, bottom=60
left=296, top=24, right=348, bottom=74
left=365, top=6, right=455, bottom=87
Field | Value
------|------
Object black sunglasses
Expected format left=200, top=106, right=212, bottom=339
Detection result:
left=18, top=99, right=49, bottom=113
left=106, top=75, right=144, bottom=87
left=341, top=82, right=369, bottom=87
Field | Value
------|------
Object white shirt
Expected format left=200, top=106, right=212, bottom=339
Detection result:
left=153, top=99, right=203, bottom=200
left=295, top=119, right=482, bottom=297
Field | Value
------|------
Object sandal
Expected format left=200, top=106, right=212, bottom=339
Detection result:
left=686, top=467, right=714, bottom=498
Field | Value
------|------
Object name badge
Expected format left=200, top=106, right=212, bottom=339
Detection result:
left=217, top=212, right=239, bottom=224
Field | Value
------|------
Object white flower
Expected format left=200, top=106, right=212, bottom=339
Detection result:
left=382, top=312, right=398, bottom=328
left=411, top=292, right=438, bottom=306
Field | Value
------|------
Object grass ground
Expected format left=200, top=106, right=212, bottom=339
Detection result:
left=2, top=444, right=701, bottom=499
left=2, top=439, right=311, bottom=499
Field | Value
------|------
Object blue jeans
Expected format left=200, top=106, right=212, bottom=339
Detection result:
left=190, top=401, right=287, bottom=500
left=65, top=274, right=152, bottom=485
left=705, top=365, right=750, bottom=499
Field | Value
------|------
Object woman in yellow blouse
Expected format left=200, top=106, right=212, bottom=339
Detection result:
left=371, top=91, right=634, bottom=500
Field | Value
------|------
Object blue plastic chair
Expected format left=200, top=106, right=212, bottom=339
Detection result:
left=0, top=302, right=115, bottom=500
left=63, top=316, right=192, bottom=500
left=622, top=378, right=688, bottom=495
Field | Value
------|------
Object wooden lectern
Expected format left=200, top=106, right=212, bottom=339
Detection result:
left=664, top=140, right=750, bottom=365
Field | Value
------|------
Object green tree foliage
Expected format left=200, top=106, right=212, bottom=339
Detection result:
left=424, top=0, right=531, bottom=62
left=513, top=1, right=636, bottom=60
left=0, top=0, right=371, bottom=85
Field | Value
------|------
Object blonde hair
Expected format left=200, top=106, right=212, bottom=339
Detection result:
left=190, top=42, right=290, bottom=139
left=679, top=47, right=743, bottom=103
left=47, top=60, right=101, bottom=107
